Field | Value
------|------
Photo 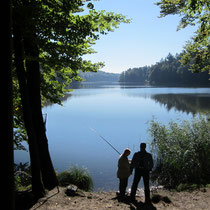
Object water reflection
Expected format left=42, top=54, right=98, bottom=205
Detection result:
left=152, top=94, right=210, bottom=115
left=70, top=82, right=121, bottom=89
left=66, top=83, right=210, bottom=115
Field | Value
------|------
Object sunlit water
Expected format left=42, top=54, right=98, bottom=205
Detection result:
left=15, top=83, right=210, bottom=191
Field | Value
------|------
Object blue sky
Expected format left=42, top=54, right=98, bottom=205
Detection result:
left=84, top=0, right=197, bottom=73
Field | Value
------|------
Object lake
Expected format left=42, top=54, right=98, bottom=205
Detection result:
left=15, top=83, right=210, bottom=191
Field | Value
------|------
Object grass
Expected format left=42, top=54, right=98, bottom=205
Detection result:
left=149, top=116, right=210, bottom=189
left=57, top=165, right=93, bottom=191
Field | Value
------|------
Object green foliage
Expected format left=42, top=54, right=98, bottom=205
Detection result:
left=57, top=166, right=93, bottom=191
left=156, top=0, right=210, bottom=75
left=119, top=66, right=150, bottom=83
left=13, top=0, right=130, bottom=103
left=14, top=162, right=32, bottom=191
left=31, top=0, right=130, bottom=104
left=176, top=183, right=203, bottom=192
left=149, top=117, right=210, bottom=188
left=79, top=70, right=120, bottom=82
left=119, top=53, right=210, bottom=86
left=13, top=0, right=130, bottom=147
left=206, top=184, right=210, bottom=188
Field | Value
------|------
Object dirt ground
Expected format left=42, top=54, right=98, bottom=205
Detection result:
left=30, top=187, right=210, bottom=210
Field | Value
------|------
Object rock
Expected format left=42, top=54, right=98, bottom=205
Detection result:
left=151, top=194, right=172, bottom=204
left=65, top=184, right=78, bottom=196
left=162, top=196, right=172, bottom=204
left=151, top=194, right=161, bottom=203
left=201, top=188, right=207, bottom=193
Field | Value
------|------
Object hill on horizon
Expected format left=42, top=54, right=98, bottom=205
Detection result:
left=79, top=70, right=120, bottom=82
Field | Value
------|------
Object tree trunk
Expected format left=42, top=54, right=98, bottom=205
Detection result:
left=6, top=0, right=14, bottom=208
left=13, top=20, right=45, bottom=198
left=24, top=38, right=58, bottom=190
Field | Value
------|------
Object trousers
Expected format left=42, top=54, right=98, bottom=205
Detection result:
left=119, top=178, right=128, bottom=196
left=130, top=169, right=150, bottom=201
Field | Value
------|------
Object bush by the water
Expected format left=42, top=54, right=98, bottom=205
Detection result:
left=57, top=166, right=93, bottom=191
left=149, top=117, right=210, bottom=189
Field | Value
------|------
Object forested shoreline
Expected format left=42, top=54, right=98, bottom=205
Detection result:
left=79, top=70, right=120, bottom=82
left=119, top=53, right=210, bottom=86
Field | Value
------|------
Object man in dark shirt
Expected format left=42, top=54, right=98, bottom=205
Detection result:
left=130, top=143, right=153, bottom=203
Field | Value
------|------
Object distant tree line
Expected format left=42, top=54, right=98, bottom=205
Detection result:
left=79, top=70, right=120, bottom=82
left=119, top=53, right=210, bottom=86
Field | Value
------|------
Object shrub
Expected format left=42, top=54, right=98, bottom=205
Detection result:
left=149, top=117, right=210, bottom=188
left=14, top=162, right=32, bottom=191
left=176, top=183, right=202, bottom=192
left=57, top=166, right=93, bottom=191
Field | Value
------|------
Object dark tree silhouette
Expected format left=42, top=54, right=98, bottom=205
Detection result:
left=6, top=0, right=14, bottom=209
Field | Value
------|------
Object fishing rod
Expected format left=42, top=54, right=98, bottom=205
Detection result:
left=90, top=127, right=121, bottom=155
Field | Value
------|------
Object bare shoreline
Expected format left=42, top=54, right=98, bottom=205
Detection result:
left=30, top=187, right=210, bottom=210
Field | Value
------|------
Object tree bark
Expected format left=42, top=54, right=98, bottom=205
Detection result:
left=13, top=20, right=45, bottom=198
left=6, top=0, right=14, bottom=208
left=24, top=38, right=58, bottom=190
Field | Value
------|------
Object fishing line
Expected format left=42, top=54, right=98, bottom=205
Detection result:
left=90, top=127, right=121, bottom=155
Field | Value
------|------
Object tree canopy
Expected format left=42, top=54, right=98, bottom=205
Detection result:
left=119, top=53, right=210, bottom=86
left=156, top=0, right=210, bottom=75
left=13, top=0, right=130, bottom=104
left=13, top=0, right=130, bottom=144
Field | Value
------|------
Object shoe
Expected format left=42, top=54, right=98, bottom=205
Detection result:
left=116, top=191, right=120, bottom=196
left=118, top=195, right=127, bottom=202
left=130, top=196, right=137, bottom=203
left=145, top=198, right=152, bottom=205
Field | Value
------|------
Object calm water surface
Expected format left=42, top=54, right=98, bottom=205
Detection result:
left=15, top=84, right=210, bottom=191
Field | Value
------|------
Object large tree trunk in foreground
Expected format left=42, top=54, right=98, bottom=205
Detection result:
left=13, top=20, right=45, bottom=198
left=24, top=38, right=58, bottom=190
left=6, top=0, right=14, bottom=208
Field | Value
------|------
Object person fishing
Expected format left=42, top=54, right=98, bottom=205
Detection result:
left=117, top=148, right=131, bottom=199
left=130, top=143, right=153, bottom=203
